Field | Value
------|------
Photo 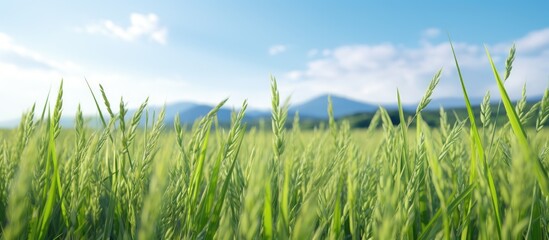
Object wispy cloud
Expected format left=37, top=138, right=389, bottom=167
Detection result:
left=307, top=49, right=319, bottom=57
left=0, top=33, right=80, bottom=71
left=513, top=28, right=549, bottom=52
left=0, top=32, right=191, bottom=122
left=269, top=44, right=287, bottom=55
left=422, top=28, right=441, bottom=39
left=81, top=13, right=168, bottom=44
left=282, top=28, right=549, bottom=104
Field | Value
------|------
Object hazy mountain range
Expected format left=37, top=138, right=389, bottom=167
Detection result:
left=0, top=94, right=543, bottom=128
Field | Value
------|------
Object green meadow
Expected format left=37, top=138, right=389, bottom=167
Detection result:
left=1, top=45, right=549, bottom=239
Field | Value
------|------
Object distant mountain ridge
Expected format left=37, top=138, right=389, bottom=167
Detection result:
left=0, top=94, right=544, bottom=128
left=134, top=101, right=235, bottom=124
left=289, top=94, right=378, bottom=119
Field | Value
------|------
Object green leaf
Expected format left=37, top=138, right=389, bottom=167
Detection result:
left=451, top=41, right=502, bottom=239
left=485, top=46, right=549, bottom=197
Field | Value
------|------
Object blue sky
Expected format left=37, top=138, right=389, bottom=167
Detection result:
left=1, top=1, right=549, bottom=121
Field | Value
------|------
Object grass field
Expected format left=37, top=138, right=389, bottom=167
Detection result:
left=1, top=46, right=549, bottom=239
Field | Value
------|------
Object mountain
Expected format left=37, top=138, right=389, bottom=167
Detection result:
left=0, top=102, right=238, bottom=129
left=0, top=94, right=544, bottom=129
left=149, top=95, right=379, bottom=124
left=401, top=96, right=486, bottom=111
left=141, top=102, right=234, bottom=124
left=0, top=119, right=20, bottom=128
left=289, top=94, right=378, bottom=119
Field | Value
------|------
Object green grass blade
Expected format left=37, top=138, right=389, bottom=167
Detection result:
left=330, top=175, right=344, bottom=239
left=85, top=78, right=108, bottom=128
left=419, top=184, right=476, bottom=240
left=485, top=46, right=549, bottom=196
left=263, top=180, right=273, bottom=239
left=39, top=87, right=51, bottom=124
left=450, top=41, right=502, bottom=239
left=397, top=89, right=411, bottom=181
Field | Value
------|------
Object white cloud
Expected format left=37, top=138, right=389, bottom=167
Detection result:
left=3, top=28, right=548, bottom=122
left=82, top=13, right=167, bottom=44
left=0, top=33, right=81, bottom=71
left=285, top=70, right=303, bottom=80
left=515, top=28, right=549, bottom=52
left=282, top=28, right=549, bottom=104
left=422, top=28, right=441, bottom=39
left=0, top=32, right=193, bottom=122
left=307, top=48, right=319, bottom=57
left=269, top=44, right=287, bottom=55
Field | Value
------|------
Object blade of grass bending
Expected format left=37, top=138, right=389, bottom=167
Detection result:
left=38, top=82, right=68, bottom=239
left=450, top=40, right=502, bottom=239
left=85, top=78, right=108, bottom=128
left=52, top=82, right=68, bottom=225
left=85, top=79, right=115, bottom=147
left=419, top=112, right=450, bottom=239
left=397, top=89, right=411, bottom=181
left=188, top=118, right=213, bottom=207
left=525, top=186, right=541, bottom=239
left=485, top=46, right=549, bottom=196
left=37, top=122, right=57, bottom=240
left=202, top=102, right=247, bottom=231
left=208, top=124, right=247, bottom=238
left=487, top=45, right=515, bottom=166
left=263, top=179, right=273, bottom=239
left=185, top=99, right=227, bottom=233
left=451, top=42, right=481, bottom=183
left=330, top=174, right=344, bottom=239
left=419, top=184, right=476, bottom=240
left=39, top=87, right=51, bottom=123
